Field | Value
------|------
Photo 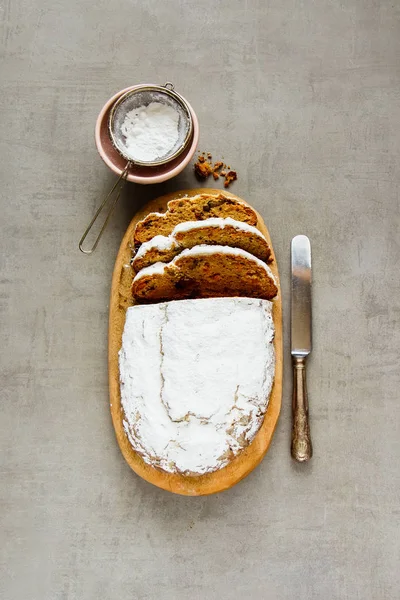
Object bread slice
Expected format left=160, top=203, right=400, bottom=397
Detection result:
left=132, top=245, right=278, bottom=303
left=132, top=217, right=272, bottom=272
left=133, top=194, right=258, bottom=246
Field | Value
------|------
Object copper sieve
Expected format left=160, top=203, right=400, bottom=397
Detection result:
left=79, top=82, right=193, bottom=254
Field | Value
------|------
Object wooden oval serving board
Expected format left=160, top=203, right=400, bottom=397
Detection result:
left=109, top=188, right=282, bottom=495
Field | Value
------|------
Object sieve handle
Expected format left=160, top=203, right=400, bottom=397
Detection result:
left=79, top=162, right=131, bottom=254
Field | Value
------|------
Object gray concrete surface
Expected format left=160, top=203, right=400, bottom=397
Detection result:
left=1, top=1, right=399, bottom=599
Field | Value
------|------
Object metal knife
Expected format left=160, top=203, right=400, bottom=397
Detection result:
left=291, top=235, right=313, bottom=462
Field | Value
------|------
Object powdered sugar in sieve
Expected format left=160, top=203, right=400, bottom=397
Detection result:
left=109, top=84, right=193, bottom=166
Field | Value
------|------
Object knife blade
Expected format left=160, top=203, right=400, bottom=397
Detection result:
left=291, top=235, right=312, bottom=357
left=291, top=235, right=313, bottom=462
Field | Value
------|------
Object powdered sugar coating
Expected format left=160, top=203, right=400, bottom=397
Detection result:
left=119, top=298, right=275, bottom=474
left=134, top=235, right=176, bottom=260
left=173, top=217, right=266, bottom=238
left=133, top=261, right=166, bottom=277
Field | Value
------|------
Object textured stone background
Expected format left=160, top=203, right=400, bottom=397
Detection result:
left=1, top=1, right=399, bottom=599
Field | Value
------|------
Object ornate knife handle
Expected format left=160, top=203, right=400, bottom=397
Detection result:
left=291, top=356, right=313, bottom=462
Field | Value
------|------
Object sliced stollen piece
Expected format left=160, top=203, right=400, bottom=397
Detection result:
left=174, top=218, right=272, bottom=262
left=133, top=193, right=258, bottom=246
left=132, top=245, right=278, bottom=303
left=132, top=217, right=272, bottom=272
left=119, top=298, right=275, bottom=475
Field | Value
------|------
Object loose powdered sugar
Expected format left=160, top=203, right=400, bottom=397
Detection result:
left=120, top=102, right=179, bottom=162
left=119, top=297, right=275, bottom=475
